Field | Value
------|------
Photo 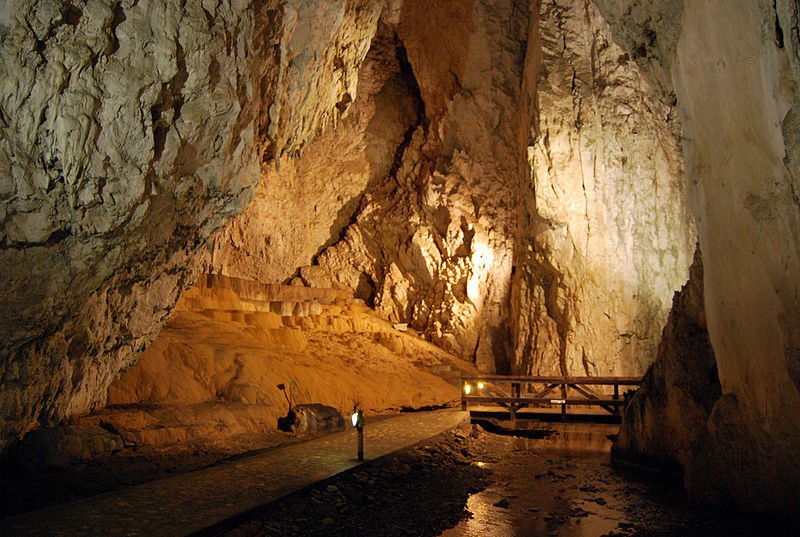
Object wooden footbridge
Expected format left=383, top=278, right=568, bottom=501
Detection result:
left=460, top=375, right=641, bottom=422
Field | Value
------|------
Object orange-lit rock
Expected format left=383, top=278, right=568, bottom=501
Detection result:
left=0, top=0, right=382, bottom=450
left=98, top=276, right=472, bottom=448
left=210, top=0, right=537, bottom=372
left=0, top=0, right=798, bottom=525
left=614, top=248, right=720, bottom=469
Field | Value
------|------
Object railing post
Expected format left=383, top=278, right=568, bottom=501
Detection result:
left=461, top=374, right=467, bottom=411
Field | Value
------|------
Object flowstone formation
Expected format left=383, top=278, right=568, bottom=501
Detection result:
left=595, top=0, right=800, bottom=520
left=0, top=0, right=382, bottom=451
left=6, top=1, right=796, bottom=525
left=512, top=0, right=695, bottom=378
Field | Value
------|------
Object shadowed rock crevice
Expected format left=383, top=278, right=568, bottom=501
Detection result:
left=613, top=247, right=719, bottom=471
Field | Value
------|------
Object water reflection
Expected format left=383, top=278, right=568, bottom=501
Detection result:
left=439, top=483, right=517, bottom=537
left=437, top=423, right=798, bottom=537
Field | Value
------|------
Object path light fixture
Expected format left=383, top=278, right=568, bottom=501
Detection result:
left=463, top=382, right=472, bottom=395
left=351, top=406, right=365, bottom=461
left=477, top=381, right=485, bottom=390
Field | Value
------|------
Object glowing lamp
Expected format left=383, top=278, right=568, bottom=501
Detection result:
left=351, top=409, right=364, bottom=428
left=464, top=383, right=472, bottom=395
left=351, top=407, right=365, bottom=461
left=477, top=381, right=485, bottom=390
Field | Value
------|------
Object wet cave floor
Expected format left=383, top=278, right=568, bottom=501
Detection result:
left=206, top=422, right=798, bottom=537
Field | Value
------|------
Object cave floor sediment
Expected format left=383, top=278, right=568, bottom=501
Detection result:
left=1, top=410, right=468, bottom=536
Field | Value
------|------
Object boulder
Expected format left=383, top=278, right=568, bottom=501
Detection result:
left=278, top=404, right=345, bottom=434
left=11, top=425, right=123, bottom=468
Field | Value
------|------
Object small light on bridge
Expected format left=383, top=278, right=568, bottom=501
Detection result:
left=550, top=399, right=566, bottom=404
left=464, top=383, right=473, bottom=395
left=477, top=381, right=485, bottom=390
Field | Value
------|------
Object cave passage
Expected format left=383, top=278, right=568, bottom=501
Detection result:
left=1, top=0, right=800, bottom=534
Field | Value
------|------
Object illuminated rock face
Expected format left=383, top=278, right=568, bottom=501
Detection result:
left=0, top=0, right=694, bottom=452
left=2, top=0, right=797, bottom=522
left=0, top=0, right=382, bottom=450
left=211, top=0, right=538, bottom=371
left=595, top=0, right=800, bottom=519
left=511, top=0, right=695, bottom=378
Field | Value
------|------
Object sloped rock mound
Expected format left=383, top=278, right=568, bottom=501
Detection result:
left=82, top=275, right=475, bottom=450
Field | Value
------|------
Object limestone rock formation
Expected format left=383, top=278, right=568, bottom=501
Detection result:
left=211, top=0, right=695, bottom=381
left=10, top=424, right=123, bottom=468
left=512, top=0, right=695, bottom=379
left=613, top=248, right=720, bottom=469
left=96, top=275, right=471, bottom=448
left=0, top=0, right=382, bottom=451
left=595, top=0, right=800, bottom=519
left=212, top=0, right=537, bottom=372
left=207, top=22, right=420, bottom=284
left=1, top=0, right=797, bottom=524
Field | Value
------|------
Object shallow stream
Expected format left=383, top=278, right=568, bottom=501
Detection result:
left=440, top=421, right=796, bottom=537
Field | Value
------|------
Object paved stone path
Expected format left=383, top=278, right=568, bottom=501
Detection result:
left=2, top=410, right=468, bottom=537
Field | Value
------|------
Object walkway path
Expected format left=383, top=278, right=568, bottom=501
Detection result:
left=3, top=410, right=468, bottom=537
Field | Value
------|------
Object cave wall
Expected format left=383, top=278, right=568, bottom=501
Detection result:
left=212, top=0, right=696, bottom=377
left=6, top=4, right=795, bottom=525
left=303, top=0, right=533, bottom=371
left=594, top=0, right=800, bottom=519
left=0, top=0, right=383, bottom=451
left=512, top=0, right=696, bottom=377
left=207, top=22, right=420, bottom=284
left=614, top=247, right=721, bottom=471
left=211, top=0, right=539, bottom=371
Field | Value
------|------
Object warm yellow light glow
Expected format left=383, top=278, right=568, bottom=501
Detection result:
left=351, top=412, right=359, bottom=427
left=464, top=383, right=472, bottom=395
left=477, top=381, right=485, bottom=390
left=467, top=241, right=495, bottom=302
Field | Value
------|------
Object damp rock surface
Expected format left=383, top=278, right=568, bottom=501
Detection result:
left=593, top=0, right=800, bottom=518
left=614, top=247, right=720, bottom=470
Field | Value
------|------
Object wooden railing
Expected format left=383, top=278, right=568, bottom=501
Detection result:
left=460, top=375, right=641, bottom=421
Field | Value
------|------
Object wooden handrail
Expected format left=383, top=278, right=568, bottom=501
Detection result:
left=461, top=375, right=641, bottom=385
left=463, top=396, right=625, bottom=405
left=460, top=374, right=642, bottom=420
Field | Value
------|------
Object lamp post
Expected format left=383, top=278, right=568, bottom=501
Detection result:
left=351, top=407, right=364, bottom=461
